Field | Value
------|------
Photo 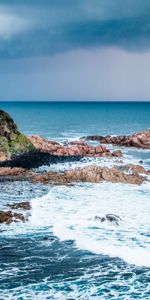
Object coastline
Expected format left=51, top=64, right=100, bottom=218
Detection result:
left=0, top=104, right=150, bottom=299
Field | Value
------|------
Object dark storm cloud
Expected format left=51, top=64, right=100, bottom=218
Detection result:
left=0, top=0, right=150, bottom=58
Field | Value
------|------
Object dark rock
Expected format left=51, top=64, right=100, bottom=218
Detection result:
left=139, top=160, right=143, bottom=164
left=0, top=211, right=25, bottom=224
left=106, top=214, right=121, bottom=225
left=7, top=202, right=31, bottom=210
left=0, top=151, right=82, bottom=169
left=94, top=214, right=121, bottom=225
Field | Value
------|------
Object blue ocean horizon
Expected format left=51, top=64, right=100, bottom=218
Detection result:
left=0, top=101, right=150, bottom=139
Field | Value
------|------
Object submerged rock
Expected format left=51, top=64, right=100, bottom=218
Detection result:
left=94, top=214, right=121, bottom=225
left=85, top=128, right=150, bottom=149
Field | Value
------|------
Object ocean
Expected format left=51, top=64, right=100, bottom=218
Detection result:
left=0, top=102, right=150, bottom=299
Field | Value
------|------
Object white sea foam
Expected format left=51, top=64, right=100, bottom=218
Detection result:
left=28, top=182, right=150, bottom=267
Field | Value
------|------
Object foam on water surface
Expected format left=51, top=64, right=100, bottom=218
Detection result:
left=28, top=182, right=150, bottom=267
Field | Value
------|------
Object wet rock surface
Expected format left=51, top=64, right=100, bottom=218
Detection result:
left=0, top=211, right=25, bottom=224
left=85, top=129, right=150, bottom=149
left=94, top=214, right=121, bottom=225
left=7, top=202, right=31, bottom=210
left=0, top=151, right=82, bottom=169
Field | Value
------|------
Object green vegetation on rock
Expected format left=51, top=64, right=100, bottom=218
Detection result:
left=0, top=110, right=35, bottom=159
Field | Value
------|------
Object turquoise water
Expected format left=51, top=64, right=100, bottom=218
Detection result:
left=0, top=102, right=150, bottom=299
left=1, top=102, right=150, bottom=139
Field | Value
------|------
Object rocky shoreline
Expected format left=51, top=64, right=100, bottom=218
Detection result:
left=84, top=128, right=150, bottom=149
left=0, top=110, right=150, bottom=225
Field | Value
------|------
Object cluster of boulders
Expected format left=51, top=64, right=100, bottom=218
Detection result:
left=85, top=128, right=150, bottom=149
left=28, top=135, right=122, bottom=158
left=0, top=201, right=31, bottom=224
left=0, top=211, right=25, bottom=224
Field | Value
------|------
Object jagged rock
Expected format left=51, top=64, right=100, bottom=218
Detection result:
left=0, top=211, right=25, bottom=224
left=85, top=129, right=150, bottom=149
left=31, top=165, right=146, bottom=185
left=29, top=135, right=122, bottom=158
left=0, top=163, right=147, bottom=185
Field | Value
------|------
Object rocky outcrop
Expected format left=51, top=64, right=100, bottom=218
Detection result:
left=85, top=129, right=150, bottom=149
left=0, top=110, right=35, bottom=161
left=0, top=150, right=82, bottom=169
left=31, top=165, right=146, bottom=185
left=29, top=135, right=122, bottom=158
left=0, top=110, right=123, bottom=168
left=0, top=164, right=148, bottom=185
left=0, top=211, right=25, bottom=224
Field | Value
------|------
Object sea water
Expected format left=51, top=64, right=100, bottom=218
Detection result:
left=0, top=102, right=150, bottom=299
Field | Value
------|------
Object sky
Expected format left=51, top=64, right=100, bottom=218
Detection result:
left=0, top=0, right=150, bottom=101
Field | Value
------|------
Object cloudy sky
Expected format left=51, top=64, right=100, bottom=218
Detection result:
left=0, top=0, right=150, bottom=100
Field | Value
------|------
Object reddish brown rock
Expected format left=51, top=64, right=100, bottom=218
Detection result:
left=31, top=165, right=145, bottom=186
left=29, top=135, right=122, bottom=158
left=0, top=152, right=7, bottom=162
left=0, top=167, right=27, bottom=177
left=8, top=202, right=31, bottom=210
left=85, top=129, right=150, bottom=149
left=121, top=164, right=149, bottom=174
left=0, top=163, right=147, bottom=186
left=112, top=150, right=122, bottom=157
left=0, top=211, right=25, bottom=224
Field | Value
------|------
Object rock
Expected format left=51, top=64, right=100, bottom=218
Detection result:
left=106, top=214, right=121, bottom=225
left=112, top=150, right=122, bottom=157
left=0, top=211, right=25, bottom=224
left=0, top=151, right=82, bottom=169
left=0, top=151, right=6, bottom=161
left=85, top=129, right=150, bottom=150
left=31, top=164, right=146, bottom=185
left=0, top=110, right=35, bottom=161
left=7, top=202, right=31, bottom=210
left=0, top=167, right=26, bottom=177
left=29, top=135, right=122, bottom=158
left=94, top=214, right=121, bottom=225
left=0, top=163, right=147, bottom=185
left=139, top=160, right=143, bottom=164
left=121, top=164, right=148, bottom=174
